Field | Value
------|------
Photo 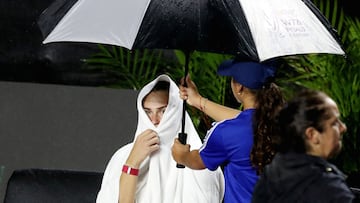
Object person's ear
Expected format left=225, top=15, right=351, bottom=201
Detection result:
left=239, top=84, right=244, bottom=93
left=305, top=127, right=320, bottom=145
left=233, top=82, right=243, bottom=95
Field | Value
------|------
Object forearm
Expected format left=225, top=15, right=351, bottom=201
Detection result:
left=119, top=157, right=141, bottom=203
left=197, top=97, right=240, bottom=121
left=118, top=129, right=159, bottom=203
left=180, top=76, right=240, bottom=121
left=183, top=150, right=206, bottom=170
left=119, top=171, right=138, bottom=203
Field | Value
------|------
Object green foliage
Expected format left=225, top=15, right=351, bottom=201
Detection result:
left=84, top=44, right=170, bottom=90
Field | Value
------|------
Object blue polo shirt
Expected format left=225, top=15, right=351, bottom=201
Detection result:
left=199, top=109, right=258, bottom=203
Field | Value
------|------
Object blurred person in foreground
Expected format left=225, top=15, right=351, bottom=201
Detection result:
left=252, top=89, right=355, bottom=203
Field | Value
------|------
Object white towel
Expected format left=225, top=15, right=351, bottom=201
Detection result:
left=96, top=74, right=224, bottom=203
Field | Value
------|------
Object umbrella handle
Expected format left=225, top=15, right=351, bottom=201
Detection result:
left=177, top=50, right=190, bottom=169
left=176, top=132, right=187, bottom=168
left=180, top=51, right=190, bottom=134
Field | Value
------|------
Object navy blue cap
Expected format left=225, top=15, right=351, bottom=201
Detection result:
left=217, top=60, right=276, bottom=89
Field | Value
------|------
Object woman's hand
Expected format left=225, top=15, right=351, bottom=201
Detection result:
left=126, top=129, right=160, bottom=167
left=180, top=74, right=241, bottom=121
left=172, top=138, right=206, bottom=170
left=120, top=130, right=158, bottom=203
left=171, top=138, right=191, bottom=165
left=179, top=75, right=202, bottom=109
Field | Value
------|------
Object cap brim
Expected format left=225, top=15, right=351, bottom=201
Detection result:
left=217, top=59, right=235, bottom=76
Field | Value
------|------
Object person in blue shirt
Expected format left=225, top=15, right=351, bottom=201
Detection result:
left=172, top=60, right=286, bottom=203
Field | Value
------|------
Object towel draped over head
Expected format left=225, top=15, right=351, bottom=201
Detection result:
left=96, top=74, right=224, bottom=203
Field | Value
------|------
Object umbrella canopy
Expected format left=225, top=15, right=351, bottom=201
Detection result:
left=37, top=0, right=345, bottom=162
left=38, top=0, right=345, bottom=62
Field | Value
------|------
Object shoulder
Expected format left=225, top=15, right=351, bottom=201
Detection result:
left=210, top=111, right=253, bottom=136
left=213, top=110, right=253, bottom=130
left=104, top=144, right=133, bottom=169
left=304, top=165, right=355, bottom=202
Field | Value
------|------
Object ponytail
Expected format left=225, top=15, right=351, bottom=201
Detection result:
left=250, top=82, right=285, bottom=174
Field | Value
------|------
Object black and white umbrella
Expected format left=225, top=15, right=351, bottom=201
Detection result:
left=38, top=0, right=345, bottom=164
left=38, top=0, right=345, bottom=62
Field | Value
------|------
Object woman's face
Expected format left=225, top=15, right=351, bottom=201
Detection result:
left=317, top=97, right=347, bottom=159
left=143, top=90, right=168, bottom=127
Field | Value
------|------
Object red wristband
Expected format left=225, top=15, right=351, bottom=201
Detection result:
left=122, top=165, right=139, bottom=176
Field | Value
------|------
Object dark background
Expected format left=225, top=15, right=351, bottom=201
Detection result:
left=0, top=0, right=358, bottom=86
left=0, top=0, right=115, bottom=86
left=0, top=81, right=138, bottom=202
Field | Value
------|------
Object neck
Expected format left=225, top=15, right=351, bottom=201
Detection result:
left=241, top=95, right=256, bottom=110
left=243, top=104, right=256, bottom=110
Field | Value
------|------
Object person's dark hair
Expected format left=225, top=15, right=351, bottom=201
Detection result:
left=151, top=80, right=170, bottom=92
left=274, top=89, right=331, bottom=154
left=142, top=80, right=170, bottom=106
left=250, top=78, right=286, bottom=174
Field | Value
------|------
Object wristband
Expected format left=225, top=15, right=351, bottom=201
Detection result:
left=122, top=165, right=139, bottom=176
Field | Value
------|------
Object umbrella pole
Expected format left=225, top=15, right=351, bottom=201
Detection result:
left=176, top=51, right=190, bottom=169
left=181, top=51, right=190, bottom=134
